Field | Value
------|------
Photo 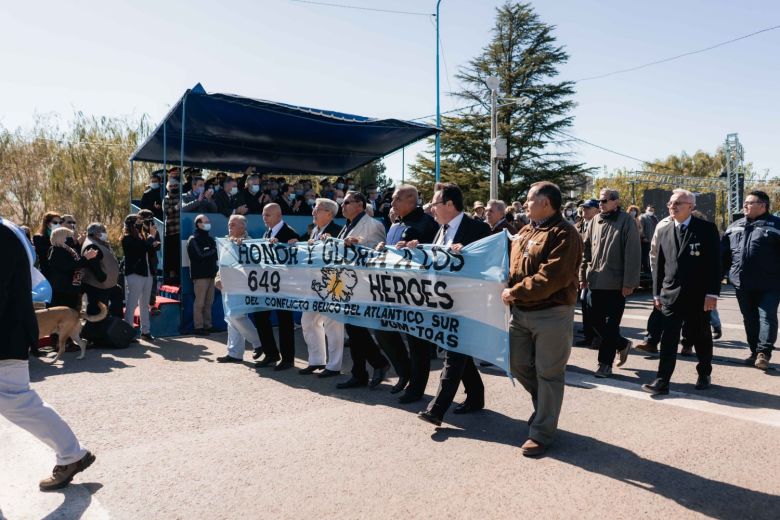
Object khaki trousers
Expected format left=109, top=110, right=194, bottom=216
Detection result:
left=509, top=304, right=574, bottom=446
left=193, top=278, right=215, bottom=329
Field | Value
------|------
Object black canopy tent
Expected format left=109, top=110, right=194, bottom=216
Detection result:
left=129, top=83, right=439, bottom=175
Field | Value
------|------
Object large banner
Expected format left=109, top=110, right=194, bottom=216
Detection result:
left=218, top=233, right=511, bottom=372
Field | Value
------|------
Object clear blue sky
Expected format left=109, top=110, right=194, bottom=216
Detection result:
left=1, top=0, right=778, bottom=182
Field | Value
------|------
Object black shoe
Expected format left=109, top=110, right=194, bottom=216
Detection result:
left=574, top=338, right=593, bottom=347
left=140, top=333, right=155, bottom=342
left=193, top=328, right=210, bottom=336
left=299, top=365, right=325, bottom=375
left=680, top=347, right=695, bottom=357
left=255, top=355, right=281, bottom=368
left=398, top=393, right=422, bottom=404
left=390, top=377, right=409, bottom=394
left=369, top=366, right=389, bottom=389
left=642, top=378, right=669, bottom=395
left=417, top=410, right=442, bottom=427
left=273, top=361, right=294, bottom=371
left=252, top=348, right=263, bottom=360
left=207, top=327, right=221, bottom=333
left=216, top=355, right=243, bottom=364
left=317, top=369, right=341, bottom=378
left=453, top=400, right=484, bottom=415
left=336, top=377, right=367, bottom=389
left=712, top=327, right=722, bottom=340
left=695, top=375, right=711, bottom=390
left=30, top=348, right=46, bottom=358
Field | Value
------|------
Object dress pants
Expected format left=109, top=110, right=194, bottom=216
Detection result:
left=344, top=324, right=389, bottom=383
left=580, top=288, right=595, bottom=342
left=641, top=241, right=651, bottom=273
left=658, top=305, right=713, bottom=381
left=301, top=312, right=344, bottom=371
left=426, top=351, right=484, bottom=419
left=644, top=307, right=664, bottom=346
left=125, top=274, right=153, bottom=334
left=254, top=310, right=295, bottom=362
left=590, top=289, right=629, bottom=366
left=509, top=305, right=574, bottom=445
left=736, top=289, right=780, bottom=358
left=192, top=278, right=215, bottom=330
left=373, top=330, right=410, bottom=379
left=0, top=360, right=87, bottom=466
left=226, top=314, right=261, bottom=360
left=405, top=335, right=433, bottom=397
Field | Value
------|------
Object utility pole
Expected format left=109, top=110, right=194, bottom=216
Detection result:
left=487, top=76, right=500, bottom=200
left=434, top=0, right=442, bottom=183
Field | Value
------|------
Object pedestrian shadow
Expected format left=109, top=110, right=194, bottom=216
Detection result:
left=29, top=353, right=136, bottom=382
left=131, top=337, right=214, bottom=363
left=41, top=482, right=103, bottom=520
left=567, top=364, right=780, bottom=412
left=428, top=413, right=779, bottom=519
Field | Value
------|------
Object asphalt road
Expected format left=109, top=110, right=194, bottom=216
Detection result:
left=2, top=287, right=779, bottom=519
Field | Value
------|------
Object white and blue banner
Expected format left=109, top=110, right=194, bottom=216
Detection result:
left=218, top=233, right=511, bottom=372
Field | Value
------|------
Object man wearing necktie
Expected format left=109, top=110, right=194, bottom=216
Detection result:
left=642, top=189, right=721, bottom=395
left=299, top=198, right=344, bottom=377
left=417, top=183, right=491, bottom=427
left=253, top=203, right=300, bottom=371
left=333, top=192, right=392, bottom=389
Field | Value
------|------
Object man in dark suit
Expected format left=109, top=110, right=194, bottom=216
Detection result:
left=642, top=190, right=721, bottom=395
left=0, top=217, right=96, bottom=490
left=418, top=183, right=491, bottom=426
left=253, top=203, right=300, bottom=371
left=485, top=199, right=516, bottom=235
left=374, top=185, right=440, bottom=401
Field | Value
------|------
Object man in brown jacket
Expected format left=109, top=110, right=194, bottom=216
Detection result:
left=580, top=189, right=641, bottom=378
left=502, top=181, right=583, bottom=457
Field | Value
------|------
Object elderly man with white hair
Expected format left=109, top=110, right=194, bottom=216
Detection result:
left=299, top=198, right=345, bottom=377
left=215, top=215, right=262, bottom=363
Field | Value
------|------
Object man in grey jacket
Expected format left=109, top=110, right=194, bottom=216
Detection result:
left=580, top=189, right=642, bottom=377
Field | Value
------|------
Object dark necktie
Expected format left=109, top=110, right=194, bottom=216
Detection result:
left=435, top=223, right=450, bottom=245
left=264, top=229, right=272, bottom=239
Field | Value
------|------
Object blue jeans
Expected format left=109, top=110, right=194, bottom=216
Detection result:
left=735, top=289, right=780, bottom=358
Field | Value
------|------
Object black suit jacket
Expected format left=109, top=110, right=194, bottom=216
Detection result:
left=654, top=216, right=721, bottom=311
left=399, top=207, right=439, bottom=244
left=451, top=213, right=491, bottom=247
left=264, top=221, right=299, bottom=243
left=301, top=220, right=342, bottom=241
left=0, top=225, right=39, bottom=360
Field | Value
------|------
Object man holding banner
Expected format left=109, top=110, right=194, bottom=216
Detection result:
left=501, top=182, right=583, bottom=457
left=418, top=183, right=491, bottom=427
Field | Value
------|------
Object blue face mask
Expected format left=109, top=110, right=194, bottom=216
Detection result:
left=306, top=199, right=315, bottom=206
left=295, top=190, right=304, bottom=197
left=270, top=190, right=279, bottom=198
left=230, top=187, right=238, bottom=196
left=150, top=183, right=160, bottom=190
left=194, top=186, right=204, bottom=195
left=249, top=184, right=260, bottom=194
left=213, top=185, right=220, bottom=192
left=288, top=193, right=296, bottom=201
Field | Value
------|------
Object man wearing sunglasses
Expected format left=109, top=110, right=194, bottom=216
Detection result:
left=580, top=189, right=641, bottom=378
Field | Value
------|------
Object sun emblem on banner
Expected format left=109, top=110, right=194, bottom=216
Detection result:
left=312, top=268, right=358, bottom=302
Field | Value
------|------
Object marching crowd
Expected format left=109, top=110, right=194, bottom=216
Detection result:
left=1, top=174, right=778, bottom=491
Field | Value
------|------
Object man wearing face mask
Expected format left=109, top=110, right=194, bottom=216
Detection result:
left=639, top=205, right=658, bottom=274
left=277, top=183, right=303, bottom=216
left=140, top=172, right=164, bottom=220
left=163, top=179, right=182, bottom=284
left=215, top=177, right=240, bottom=218
left=81, top=222, right=121, bottom=324
left=182, top=177, right=217, bottom=214
left=235, top=174, right=264, bottom=215
left=187, top=215, right=218, bottom=335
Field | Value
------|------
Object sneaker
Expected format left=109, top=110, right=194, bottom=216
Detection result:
left=755, top=353, right=770, bottom=370
left=39, top=451, right=96, bottom=491
left=594, top=364, right=612, bottom=378
left=616, top=340, right=632, bottom=367
left=744, top=353, right=758, bottom=366
left=712, top=326, right=722, bottom=340
left=216, top=355, right=243, bottom=364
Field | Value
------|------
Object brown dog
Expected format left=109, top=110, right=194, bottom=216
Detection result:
left=36, top=302, right=108, bottom=364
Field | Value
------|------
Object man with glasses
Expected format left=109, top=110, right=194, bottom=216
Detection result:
left=642, top=190, right=721, bottom=395
left=722, top=190, right=780, bottom=371
left=329, top=192, right=391, bottom=390
left=580, top=189, right=641, bottom=378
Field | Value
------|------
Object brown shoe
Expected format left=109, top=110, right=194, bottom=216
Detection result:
left=39, top=451, right=96, bottom=491
left=634, top=342, right=658, bottom=354
left=520, top=438, right=547, bottom=457
left=755, top=353, right=770, bottom=370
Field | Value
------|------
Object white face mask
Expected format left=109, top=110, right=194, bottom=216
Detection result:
left=647, top=209, right=655, bottom=215
left=200, top=223, right=211, bottom=231
left=99, top=233, right=108, bottom=242
left=230, top=187, right=238, bottom=196
left=49, top=223, right=60, bottom=231
left=150, top=183, right=160, bottom=190
left=249, top=184, right=260, bottom=194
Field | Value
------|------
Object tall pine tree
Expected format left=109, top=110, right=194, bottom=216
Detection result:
left=410, top=2, right=591, bottom=203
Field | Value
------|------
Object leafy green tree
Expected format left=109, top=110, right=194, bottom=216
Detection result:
left=410, top=1, right=592, bottom=203
left=348, top=159, right=392, bottom=191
